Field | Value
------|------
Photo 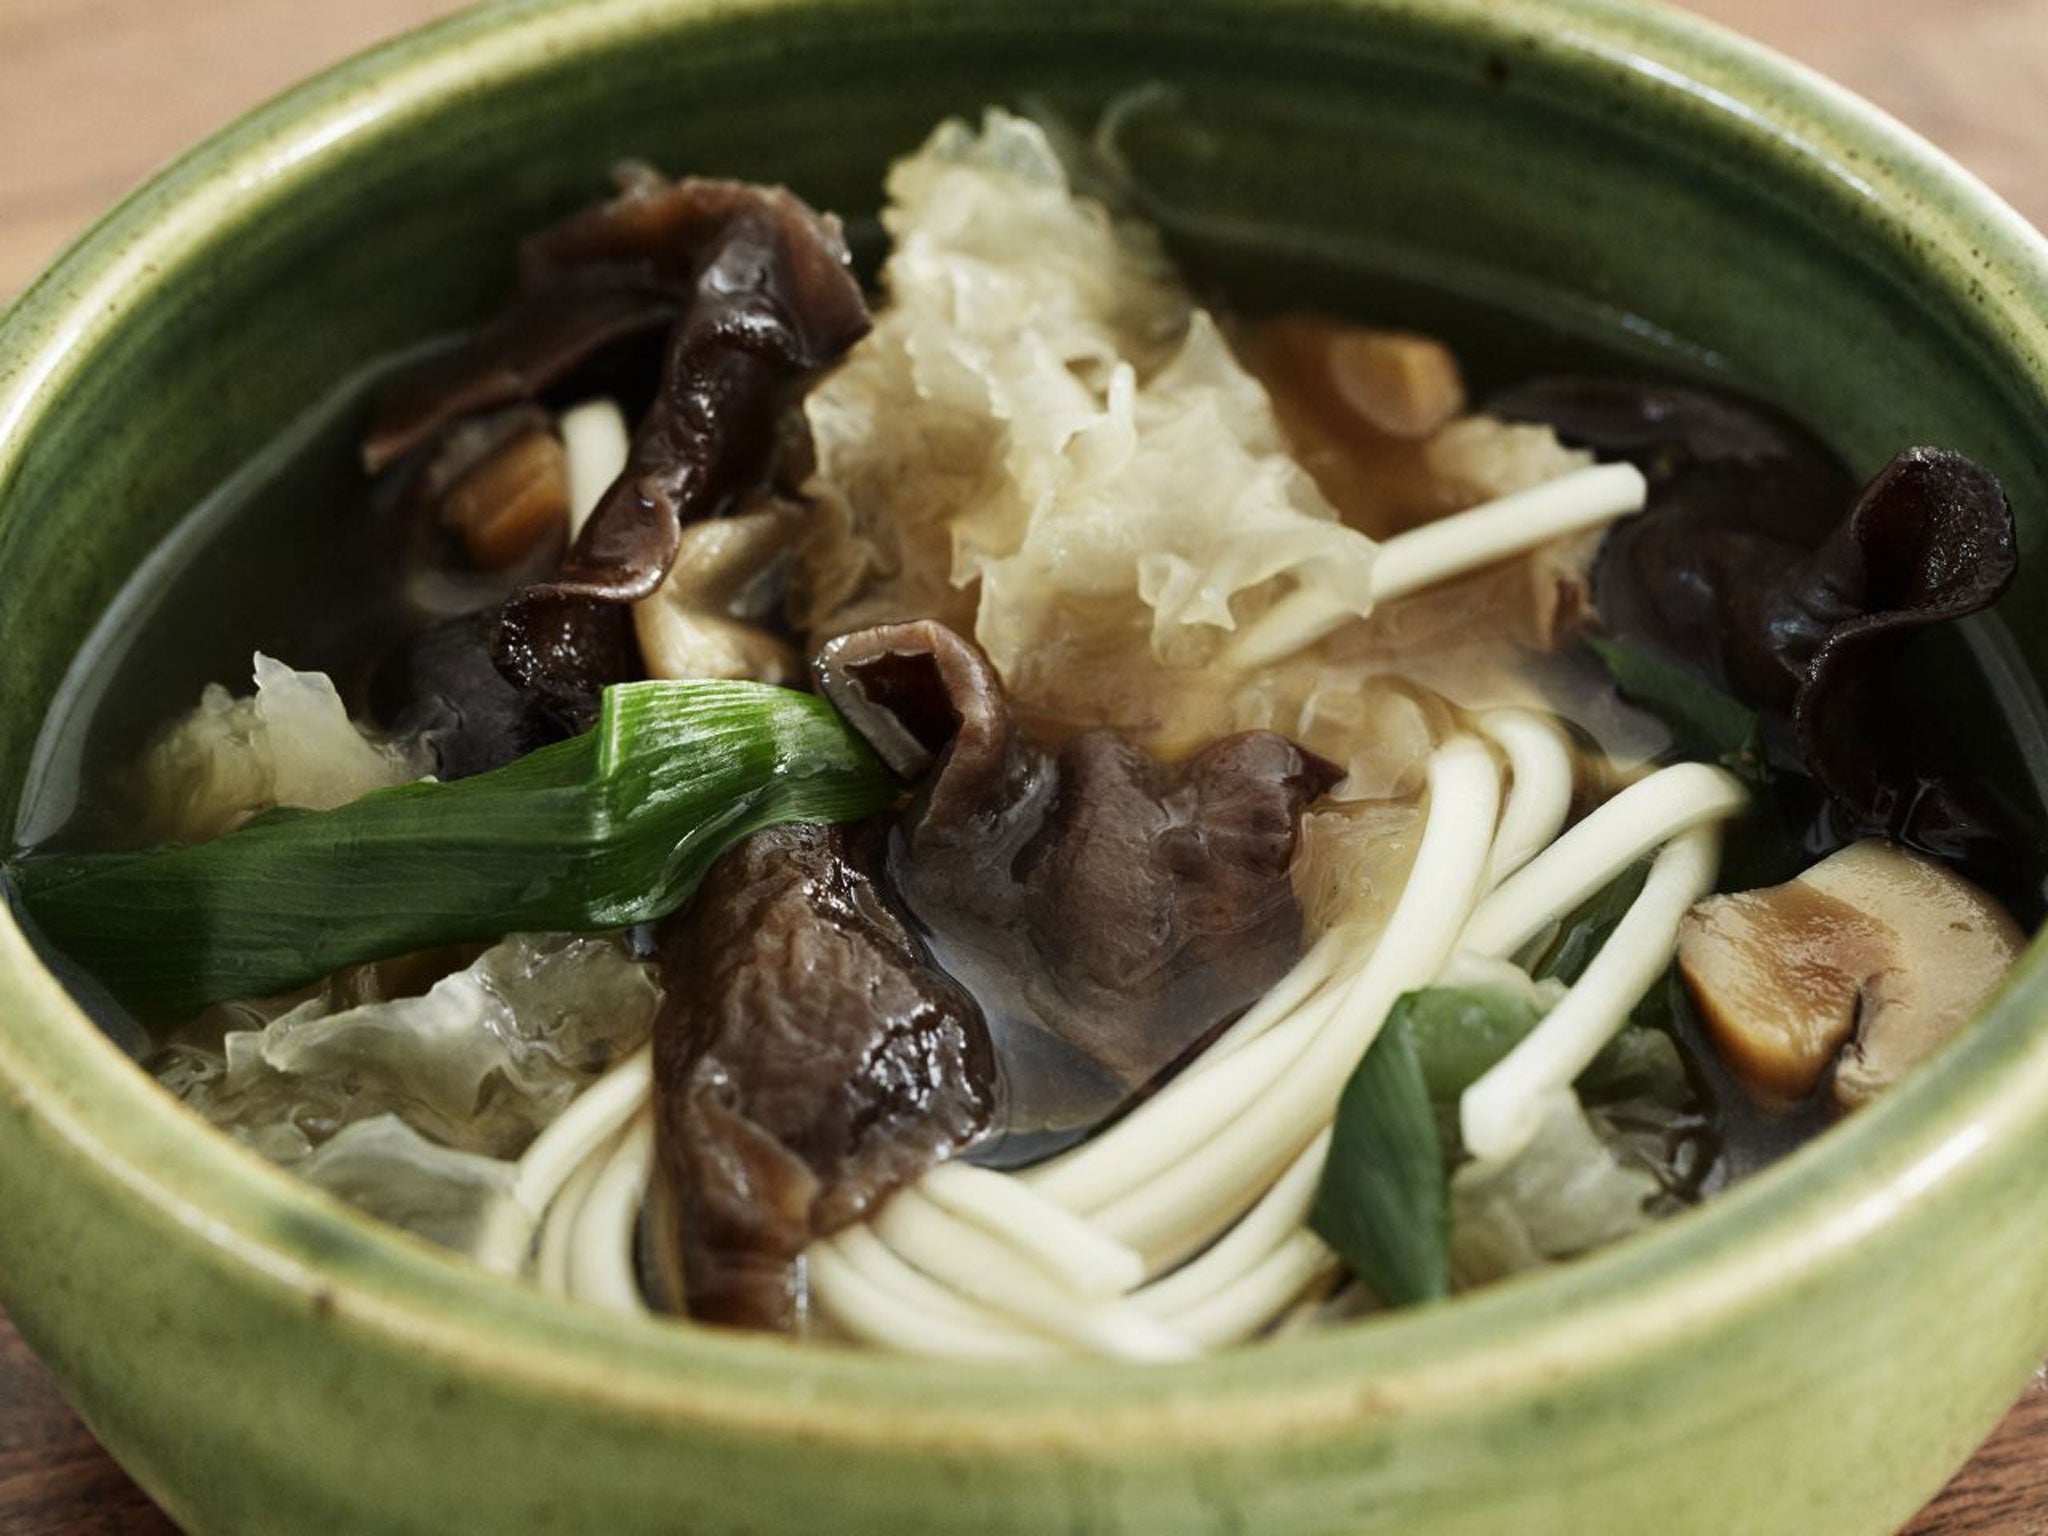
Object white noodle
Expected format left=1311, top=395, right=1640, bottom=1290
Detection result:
left=510, top=1047, right=653, bottom=1219
left=566, top=1113, right=655, bottom=1314
left=1132, top=1130, right=1331, bottom=1318
left=1461, top=762, right=1746, bottom=959
left=1460, top=822, right=1725, bottom=1162
left=1193, top=926, right=1348, bottom=1067
left=916, top=1163, right=1145, bottom=1299
left=1083, top=737, right=1500, bottom=1265
left=1228, top=462, right=1648, bottom=668
left=466, top=1048, right=651, bottom=1277
left=1479, top=710, right=1576, bottom=890
left=535, top=1140, right=612, bottom=1296
left=1169, top=1231, right=1340, bottom=1349
left=1369, top=462, right=1648, bottom=602
left=1026, top=736, right=1494, bottom=1235
left=869, top=1194, right=1198, bottom=1361
left=559, top=397, right=631, bottom=540
left=469, top=1191, right=539, bottom=1278
left=826, top=1226, right=1035, bottom=1336
left=809, top=1235, right=1061, bottom=1361
left=1022, top=1009, right=1317, bottom=1216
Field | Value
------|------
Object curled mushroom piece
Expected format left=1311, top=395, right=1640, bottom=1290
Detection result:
left=494, top=177, right=871, bottom=718
left=1493, top=377, right=2020, bottom=867
left=1677, top=839, right=2023, bottom=1109
left=1486, top=375, right=1856, bottom=706
left=366, top=172, right=869, bottom=730
left=1790, top=448, right=2018, bottom=859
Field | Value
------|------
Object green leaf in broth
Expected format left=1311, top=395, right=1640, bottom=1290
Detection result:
left=5, top=680, right=898, bottom=1020
left=1398, top=985, right=1545, bottom=1102
left=1312, top=981, right=1693, bottom=1308
left=1584, top=633, right=1767, bottom=783
left=1516, top=859, right=1651, bottom=986
left=1400, top=982, right=1688, bottom=1107
left=1312, top=997, right=1449, bottom=1307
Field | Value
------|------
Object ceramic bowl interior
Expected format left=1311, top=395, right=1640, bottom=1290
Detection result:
left=4, top=2, right=2048, bottom=1533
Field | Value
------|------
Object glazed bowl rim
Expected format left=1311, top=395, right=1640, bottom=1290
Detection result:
left=3, top=0, right=2047, bottom=1454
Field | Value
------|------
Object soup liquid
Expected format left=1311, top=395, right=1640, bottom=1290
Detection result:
left=13, top=248, right=2048, bottom=1186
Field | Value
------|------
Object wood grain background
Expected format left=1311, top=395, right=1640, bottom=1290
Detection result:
left=4, top=0, right=2048, bottom=1530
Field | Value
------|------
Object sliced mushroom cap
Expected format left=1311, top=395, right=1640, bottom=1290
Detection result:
left=1234, top=314, right=1470, bottom=538
left=1678, top=839, right=2023, bottom=1109
left=1676, top=874, right=1881, bottom=1102
left=630, top=501, right=803, bottom=684
left=437, top=426, right=570, bottom=571
left=1323, top=327, right=1467, bottom=439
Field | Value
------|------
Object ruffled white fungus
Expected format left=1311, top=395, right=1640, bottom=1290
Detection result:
left=138, top=654, right=433, bottom=843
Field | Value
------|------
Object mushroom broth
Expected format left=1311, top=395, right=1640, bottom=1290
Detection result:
left=8, top=110, right=2046, bottom=1358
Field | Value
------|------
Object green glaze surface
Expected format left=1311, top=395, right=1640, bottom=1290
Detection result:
left=4, top=2, right=2048, bottom=1531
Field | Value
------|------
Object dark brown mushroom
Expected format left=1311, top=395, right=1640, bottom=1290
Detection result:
left=818, top=621, right=1340, bottom=1157
left=1486, top=375, right=1855, bottom=703
left=366, top=172, right=869, bottom=738
left=492, top=177, right=870, bottom=721
left=1490, top=378, right=2018, bottom=866
left=647, top=622, right=1336, bottom=1328
left=1789, top=448, right=2017, bottom=858
left=649, top=822, right=995, bottom=1331
left=367, top=610, right=566, bottom=782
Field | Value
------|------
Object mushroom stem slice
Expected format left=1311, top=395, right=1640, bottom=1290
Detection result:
left=1677, top=839, right=2023, bottom=1109
left=439, top=427, right=571, bottom=570
left=632, top=503, right=805, bottom=684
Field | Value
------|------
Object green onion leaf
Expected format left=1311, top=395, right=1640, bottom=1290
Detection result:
left=5, top=680, right=897, bottom=1019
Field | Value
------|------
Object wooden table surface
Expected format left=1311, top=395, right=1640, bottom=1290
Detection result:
left=6, top=0, right=2048, bottom=1530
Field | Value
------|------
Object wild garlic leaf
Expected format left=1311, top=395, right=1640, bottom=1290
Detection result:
left=6, top=680, right=897, bottom=1019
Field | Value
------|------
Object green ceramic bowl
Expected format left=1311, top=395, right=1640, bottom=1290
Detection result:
left=5, top=1, right=2048, bottom=1531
